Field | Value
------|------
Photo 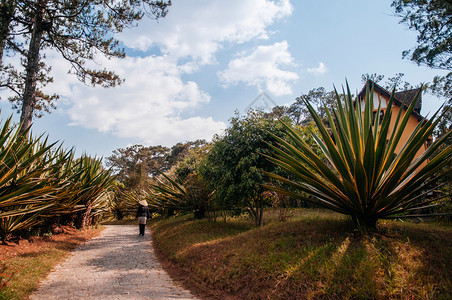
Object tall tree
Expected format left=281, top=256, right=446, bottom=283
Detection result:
left=289, top=87, right=336, bottom=126
left=0, top=0, right=170, bottom=133
left=166, top=140, right=208, bottom=167
left=106, top=145, right=170, bottom=190
left=361, top=73, right=416, bottom=91
left=392, top=0, right=451, bottom=70
left=0, top=0, right=15, bottom=65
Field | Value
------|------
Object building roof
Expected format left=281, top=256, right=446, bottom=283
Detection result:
left=395, top=89, right=422, bottom=114
left=357, top=80, right=424, bottom=121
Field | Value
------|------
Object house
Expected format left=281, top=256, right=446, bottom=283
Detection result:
left=357, top=80, right=433, bottom=163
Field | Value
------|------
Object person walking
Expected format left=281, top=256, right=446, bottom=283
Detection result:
left=136, top=200, right=150, bottom=236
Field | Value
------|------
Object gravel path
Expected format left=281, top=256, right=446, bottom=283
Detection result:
left=30, top=225, right=198, bottom=300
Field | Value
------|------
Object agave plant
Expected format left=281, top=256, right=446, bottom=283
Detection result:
left=0, top=112, right=117, bottom=241
left=66, top=156, right=116, bottom=228
left=265, top=82, right=452, bottom=230
left=148, top=172, right=212, bottom=219
left=0, top=117, right=65, bottom=242
left=108, top=187, right=143, bottom=220
left=148, top=173, right=191, bottom=213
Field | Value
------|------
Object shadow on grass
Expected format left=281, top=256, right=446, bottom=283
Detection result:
left=152, top=214, right=452, bottom=300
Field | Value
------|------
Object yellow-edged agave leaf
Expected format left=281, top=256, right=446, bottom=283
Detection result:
left=147, top=171, right=211, bottom=218
left=0, top=115, right=63, bottom=240
left=265, top=82, right=452, bottom=230
left=0, top=113, right=116, bottom=238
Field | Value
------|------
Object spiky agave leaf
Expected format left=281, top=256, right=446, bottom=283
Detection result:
left=148, top=172, right=190, bottom=211
left=264, top=82, right=452, bottom=229
left=0, top=116, right=66, bottom=239
left=67, top=156, right=116, bottom=226
left=0, top=112, right=117, bottom=238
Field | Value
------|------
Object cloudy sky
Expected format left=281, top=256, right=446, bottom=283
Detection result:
left=0, top=0, right=448, bottom=158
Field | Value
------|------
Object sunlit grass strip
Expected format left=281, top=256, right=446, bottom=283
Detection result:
left=151, top=212, right=452, bottom=299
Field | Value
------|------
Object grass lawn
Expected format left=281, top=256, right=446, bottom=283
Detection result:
left=151, top=209, right=452, bottom=299
left=0, top=226, right=103, bottom=300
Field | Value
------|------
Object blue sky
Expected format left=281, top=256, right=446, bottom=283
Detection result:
left=0, top=0, right=448, bottom=158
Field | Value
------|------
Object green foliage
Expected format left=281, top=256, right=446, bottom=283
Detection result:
left=199, top=110, right=291, bottom=226
left=106, top=141, right=209, bottom=219
left=392, top=0, right=451, bottom=71
left=106, top=140, right=208, bottom=191
left=265, top=82, right=452, bottom=230
left=0, top=117, right=62, bottom=241
left=107, top=183, right=140, bottom=220
left=172, top=143, right=210, bottom=181
left=392, top=0, right=451, bottom=100
left=289, top=87, right=336, bottom=126
left=106, top=144, right=170, bottom=190
left=65, top=156, right=116, bottom=228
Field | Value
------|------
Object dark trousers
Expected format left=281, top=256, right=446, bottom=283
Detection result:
left=139, top=224, right=146, bottom=236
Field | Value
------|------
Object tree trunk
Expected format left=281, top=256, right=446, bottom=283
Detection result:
left=115, top=210, right=124, bottom=220
left=259, top=198, right=264, bottom=226
left=81, top=202, right=92, bottom=228
left=19, top=0, right=46, bottom=134
left=254, top=195, right=264, bottom=227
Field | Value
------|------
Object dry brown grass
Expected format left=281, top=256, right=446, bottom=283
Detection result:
left=151, top=209, right=452, bottom=299
left=0, top=226, right=103, bottom=300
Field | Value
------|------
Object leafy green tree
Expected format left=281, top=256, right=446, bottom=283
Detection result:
left=289, top=87, right=336, bottom=126
left=106, top=145, right=170, bottom=190
left=199, top=110, right=291, bottom=226
left=106, top=141, right=207, bottom=191
left=145, top=142, right=212, bottom=219
left=0, top=0, right=170, bottom=133
left=392, top=0, right=451, bottom=71
left=392, top=0, right=451, bottom=99
left=268, top=105, right=290, bottom=119
left=166, top=140, right=208, bottom=168
left=171, top=142, right=210, bottom=180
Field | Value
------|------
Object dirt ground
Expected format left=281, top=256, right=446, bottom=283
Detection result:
left=0, top=226, right=102, bottom=259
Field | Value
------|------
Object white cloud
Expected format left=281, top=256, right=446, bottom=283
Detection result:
left=2, top=0, right=294, bottom=147
left=61, top=0, right=293, bottom=145
left=218, top=41, right=298, bottom=96
left=118, top=0, right=293, bottom=64
left=47, top=54, right=226, bottom=146
left=307, top=62, right=328, bottom=75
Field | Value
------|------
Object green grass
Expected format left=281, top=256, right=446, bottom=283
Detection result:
left=151, top=209, right=452, bottom=299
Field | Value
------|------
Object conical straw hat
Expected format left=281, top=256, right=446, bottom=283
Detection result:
left=139, top=200, right=148, bottom=206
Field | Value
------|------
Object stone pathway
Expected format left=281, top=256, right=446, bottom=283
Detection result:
left=30, top=225, right=198, bottom=300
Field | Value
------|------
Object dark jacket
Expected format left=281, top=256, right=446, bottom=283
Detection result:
left=136, top=205, right=150, bottom=218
